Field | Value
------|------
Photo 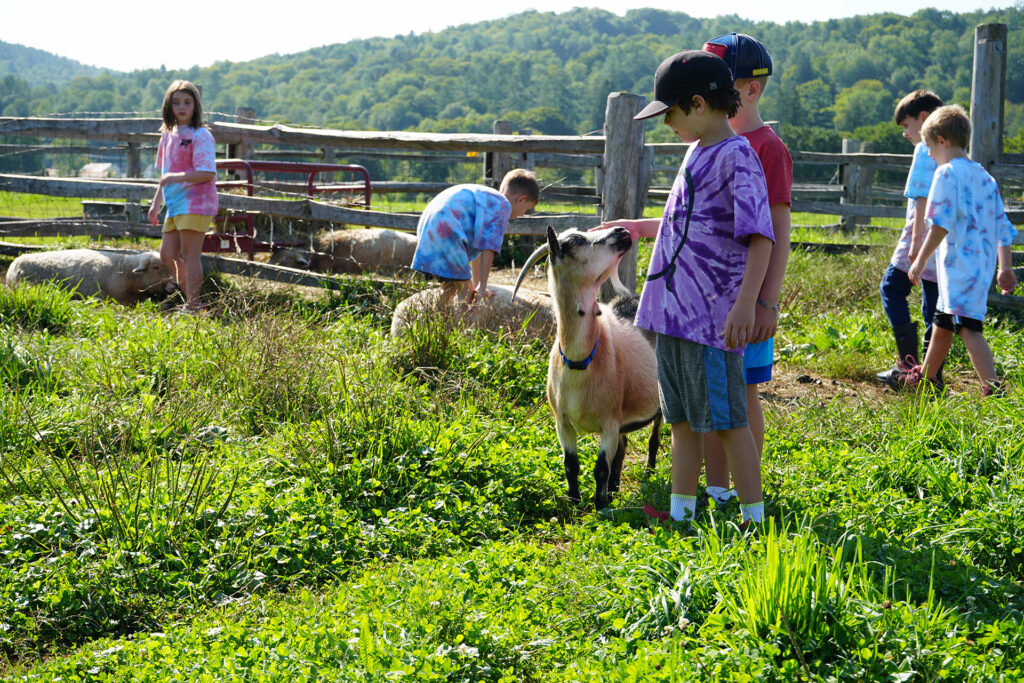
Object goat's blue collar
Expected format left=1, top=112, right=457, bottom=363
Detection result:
left=559, top=339, right=598, bottom=370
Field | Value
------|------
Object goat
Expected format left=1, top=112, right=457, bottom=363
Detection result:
left=513, top=226, right=661, bottom=510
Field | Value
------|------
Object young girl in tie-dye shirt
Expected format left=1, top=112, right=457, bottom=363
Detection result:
left=147, top=80, right=217, bottom=314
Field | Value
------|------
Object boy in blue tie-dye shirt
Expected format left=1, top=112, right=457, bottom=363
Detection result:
left=907, top=105, right=1018, bottom=395
left=412, top=169, right=539, bottom=305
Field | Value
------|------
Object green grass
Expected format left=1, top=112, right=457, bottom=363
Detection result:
left=0, top=192, right=105, bottom=220
left=2, top=238, right=1024, bottom=680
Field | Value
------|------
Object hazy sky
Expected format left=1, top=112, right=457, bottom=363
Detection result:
left=1, top=0, right=1012, bottom=73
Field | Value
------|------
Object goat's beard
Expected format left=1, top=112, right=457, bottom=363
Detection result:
left=605, top=255, right=630, bottom=297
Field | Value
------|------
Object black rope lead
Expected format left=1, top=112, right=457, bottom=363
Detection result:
left=645, top=167, right=694, bottom=294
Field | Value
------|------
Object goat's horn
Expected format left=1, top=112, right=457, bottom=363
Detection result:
left=512, top=243, right=550, bottom=302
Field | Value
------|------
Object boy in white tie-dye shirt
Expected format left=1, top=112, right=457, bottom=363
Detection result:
left=907, top=105, right=1018, bottom=395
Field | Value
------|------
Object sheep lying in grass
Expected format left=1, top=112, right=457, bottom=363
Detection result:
left=513, top=226, right=661, bottom=510
left=6, top=248, right=177, bottom=305
left=390, top=284, right=553, bottom=338
left=270, top=228, right=417, bottom=274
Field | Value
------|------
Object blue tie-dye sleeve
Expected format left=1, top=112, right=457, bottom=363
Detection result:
left=992, top=186, right=1018, bottom=248
left=925, top=165, right=957, bottom=235
left=905, top=143, right=936, bottom=200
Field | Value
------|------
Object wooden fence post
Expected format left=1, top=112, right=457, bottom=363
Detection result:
left=970, top=23, right=1007, bottom=169
left=856, top=141, right=875, bottom=225
left=518, top=127, right=536, bottom=172
left=839, top=138, right=861, bottom=231
left=486, top=120, right=513, bottom=187
left=126, top=142, right=140, bottom=179
left=601, top=92, right=649, bottom=296
left=229, top=107, right=255, bottom=160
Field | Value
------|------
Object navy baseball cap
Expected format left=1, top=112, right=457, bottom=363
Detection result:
left=634, top=50, right=734, bottom=121
left=702, top=33, right=773, bottom=79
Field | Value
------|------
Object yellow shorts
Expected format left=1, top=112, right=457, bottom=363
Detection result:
left=163, top=214, right=213, bottom=233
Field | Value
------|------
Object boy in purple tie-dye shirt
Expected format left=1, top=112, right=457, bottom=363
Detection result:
left=602, top=50, right=774, bottom=527
left=412, top=169, right=539, bottom=305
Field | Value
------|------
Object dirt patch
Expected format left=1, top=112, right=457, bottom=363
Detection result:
left=762, top=363, right=987, bottom=409
left=760, top=365, right=890, bottom=409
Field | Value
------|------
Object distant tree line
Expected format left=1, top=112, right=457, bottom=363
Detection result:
left=3, top=6, right=1024, bottom=169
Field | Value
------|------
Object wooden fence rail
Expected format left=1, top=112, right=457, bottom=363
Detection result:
left=0, top=174, right=594, bottom=235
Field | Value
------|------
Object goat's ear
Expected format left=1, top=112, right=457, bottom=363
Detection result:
left=546, top=225, right=561, bottom=261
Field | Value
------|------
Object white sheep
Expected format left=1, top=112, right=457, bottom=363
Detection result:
left=269, top=228, right=417, bottom=274
left=5, top=248, right=176, bottom=305
left=513, top=226, right=661, bottom=510
left=390, top=283, right=553, bottom=338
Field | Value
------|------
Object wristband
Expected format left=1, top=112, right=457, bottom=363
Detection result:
left=757, top=298, right=780, bottom=312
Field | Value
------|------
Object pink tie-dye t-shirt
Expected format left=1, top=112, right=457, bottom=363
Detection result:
left=155, top=125, right=218, bottom=217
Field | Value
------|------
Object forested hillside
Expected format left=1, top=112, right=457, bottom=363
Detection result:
left=0, top=41, right=110, bottom=88
left=2, top=6, right=1024, bottom=154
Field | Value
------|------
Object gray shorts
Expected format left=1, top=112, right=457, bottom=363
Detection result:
left=656, top=334, right=748, bottom=433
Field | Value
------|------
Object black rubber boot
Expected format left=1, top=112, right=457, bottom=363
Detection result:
left=876, top=322, right=919, bottom=389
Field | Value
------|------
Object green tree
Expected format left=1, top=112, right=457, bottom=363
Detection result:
left=832, top=79, right=894, bottom=132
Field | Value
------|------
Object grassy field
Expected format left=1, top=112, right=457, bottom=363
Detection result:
left=2, top=223, right=1024, bottom=679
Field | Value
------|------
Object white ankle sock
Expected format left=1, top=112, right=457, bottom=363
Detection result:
left=740, top=501, right=764, bottom=523
left=705, top=486, right=736, bottom=504
left=670, top=494, right=697, bottom=521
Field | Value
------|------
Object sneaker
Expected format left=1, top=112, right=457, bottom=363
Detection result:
left=643, top=503, right=671, bottom=527
left=896, top=364, right=944, bottom=393
left=642, top=503, right=691, bottom=533
left=982, top=381, right=1007, bottom=397
left=737, top=519, right=762, bottom=536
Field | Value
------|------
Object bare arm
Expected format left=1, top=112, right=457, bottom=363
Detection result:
left=751, top=204, right=790, bottom=343
left=997, top=245, right=1018, bottom=295
left=148, top=184, right=164, bottom=226
left=469, top=249, right=496, bottom=301
left=724, top=234, right=773, bottom=350
left=908, top=196, right=928, bottom=261
left=593, top=218, right=662, bottom=241
left=907, top=225, right=947, bottom=285
left=159, top=170, right=216, bottom=187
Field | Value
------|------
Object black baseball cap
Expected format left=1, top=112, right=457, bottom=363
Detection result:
left=634, top=50, right=734, bottom=121
left=702, top=33, right=773, bottom=79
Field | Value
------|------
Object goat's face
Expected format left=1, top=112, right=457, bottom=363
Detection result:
left=512, top=225, right=632, bottom=316
left=546, top=226, right=631, bottom=312
left=545, top=226, right=631, bottom=287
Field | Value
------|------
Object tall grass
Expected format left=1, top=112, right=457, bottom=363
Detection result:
left=3, top=247, right=1024, bottom=679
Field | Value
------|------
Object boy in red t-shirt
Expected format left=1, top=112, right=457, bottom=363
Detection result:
left=700, top=33, right=793, bottom=507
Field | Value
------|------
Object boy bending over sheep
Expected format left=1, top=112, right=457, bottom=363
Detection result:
left=411, top=169, right=539, bottom=305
